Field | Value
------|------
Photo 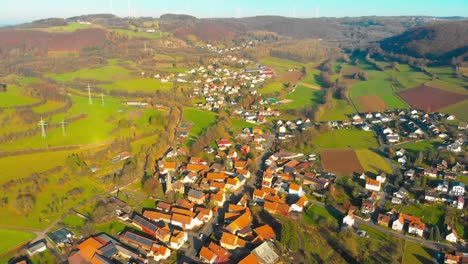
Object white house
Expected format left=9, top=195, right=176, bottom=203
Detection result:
left=446, top=230, right=458, bottom=243
left=457, top=196, right=465, bottom=210
left=392, top=217, right=404, bottom=231
left=450, top=182, right=465, bottom=196
left=365, top=178, right=381, bottom=192
left=26, top=241, right=47, bottom=256
left=376, top=174, right=386, bottom=183
left=342, top=212, right=355, bottom=227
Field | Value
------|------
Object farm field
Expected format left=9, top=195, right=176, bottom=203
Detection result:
left=277, top=85, right=324, bottom=110
left=441, top=100, right=468, bottom=121
left=401, top=140, right=441, bottom=152
left=398, top=84, right=467, bottom=112
left=349, top=69, right=408, bottom=111
left=259, top=57, right=303, bottom=72
left=182, top=107, right=217, bottom=137
left=258, top=81, right=285, bottom=94
left=314, top=129, right=378, bottom=149
left=0, top=85, right=39, bottom=107
left=402, top=241, right=436, bottom=264
left=355, top=149, right=392, bottom=174
left=48, top=64, right=133, bottom=83
left=0, top=229, right=36, bottom=256
left=385, top=64, right=431, bottom=89
left=99, top=78, right=173, bottom=92
left=32, top=100, right=65, bottom=113
left=31, top=22, right=93, bottom=32
left=355, top=95, right=388, bottom=112
left=321, top=149, right=365, bottom=175
left=112, top=29, right=168, bottom=39
left=0, top=95, right=164, bottom=150
left=317, top=98, right=355, bottom=121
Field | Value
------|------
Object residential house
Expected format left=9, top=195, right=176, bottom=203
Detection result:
left=424, top=189, right=441, bottom=202
left=377, top=214, right=391, bottom=227
left=199, top=246, right=218, bottom=263
left=252, top=225, right=276, bottom=245
left=291, top=196, right=308, bottom=212
left=446, top=230, right=459, bottom=243
left=288, top=183, right=303, bottom=196
left=216, top=139, right=233, bottom=150
left=361, top=199, right=376, bottom=214
left=169, top=230, right=187, bottom=250
left=343, top=211, right=355, bottom=227
left=450, top=182, right=465, bottom=196
left=188, top=189, right=207, bottom=204
left=457, top=196, right=464, bottom=210
left=251, top=241, right=280, bottom=264
left=365, top=178, right=381, bottom=192
left=424, top=167, right=438, bottom=178
left=26, top=240, right=47, bottom=256
left=220, top=232, right=246, bottom=250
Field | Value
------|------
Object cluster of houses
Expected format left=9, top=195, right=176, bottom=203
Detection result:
left=198, top=199, right=279, bottom=264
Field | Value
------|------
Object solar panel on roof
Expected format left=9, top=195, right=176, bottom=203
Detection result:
left=99, top=243, right=118, bottom=257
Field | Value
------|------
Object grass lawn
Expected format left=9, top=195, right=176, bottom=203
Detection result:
left=95, top=220, right=127, bottom=236
left=277, top=85, right=324, bottom=110
left=99, top=78, right=173, bottom=92
left=350, top=69, right=409, bottom=110
left=48, top=64, right=132, bottom=83
left=317, top=98, right=355, bottom=121
left=62, top=214, right=86, bottom=229
left=0, top=85, right=39, bottom=107
left=229, top=117, right=255, bottom=133
left=402, top=241, right=436, bottom=264
left=0, top=229, right=36, bottom=255
left=314, top=129, right=379, bottom=149
left=441, top=100, right=468, bottom=121
left=402, top=140, right=442, bottom=152
left=32, top=22, right=93, bottom=32
left=182, top=107, right=217, bottom=137
left=358, top=225, right=394, bottom=241
left=304, top=205, right=340, bottom=225
left=113, top=29, right=168, bottom=39
left=258, top=81, right=285, bottom=94
left=427, top=66, right=467, bottom=91
left=301, top=68, right=321, bottom=87
left=355, top=149, right=392, bottom=174
left=32, top=100, right=65, bottom=114
left=400, top=203, right=445, bottom=226
left=385, top=64, right=431, bottom=89
left=260, top=57, right=303, bottom=72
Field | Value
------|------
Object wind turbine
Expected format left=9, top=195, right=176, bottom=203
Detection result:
left=87, top=84, right=93, bottom=105
left=38, top=117, right=48, bottom=139
left=60, top=119, right=68, bottom=136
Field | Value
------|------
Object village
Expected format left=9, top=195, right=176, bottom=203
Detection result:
left=9, top=52, right=467, bottom=264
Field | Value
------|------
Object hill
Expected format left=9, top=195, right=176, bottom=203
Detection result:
left=379, top=20, right=468, bottom=61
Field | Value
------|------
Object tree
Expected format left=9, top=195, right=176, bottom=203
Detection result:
left=429, top=227, right=434, bottom=240
left=434, top=226, right=441, bottom=241
left=421, top=176, right=428, bottom=189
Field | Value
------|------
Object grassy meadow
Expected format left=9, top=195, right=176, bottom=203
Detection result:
left=0, top=229, right=36, bottom=256
left=277, top=85, right=324, bottom=110
left=313, top=129, right=379, bottom=149
left=182, top=107, right=217, bottom=137
left=355, top=149, right=392, bottom=174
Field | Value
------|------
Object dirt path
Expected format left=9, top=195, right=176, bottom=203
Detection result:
left=298, top=82, right=321, bottom=90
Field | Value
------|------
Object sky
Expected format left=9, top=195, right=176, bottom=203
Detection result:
left=0, top=0, right=467, bottom=23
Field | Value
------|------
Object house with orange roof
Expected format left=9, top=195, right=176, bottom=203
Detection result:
left=75, top=237, right=105, bottom=261
left=365, top=178, right=381, bottom=192
left=171, top=213, right=197, bottom=230
left=181, top=171, right=199, bottom=183
left=195, top=207, right=213, bottom=222
left=220, top=232, right=246, bottom=250
left=199, top=246, right=218, bottom=263
left=190, top=157, right=207, bottom=165
left=252, top=224, right=276, bottom=244
left=228, top=204, right=247, bottom=213
left=186, top=164, right=209, bottom=173
left=158, top=161, right=177, bottom=174
left=150, top=243, right=171, bottom=261
left=288, top=183, right=303, bottom=196
left=206, top=172, right=227, bottom=182
left=392, top=213, right=425, bottom=237
left=130, top=213, right=170, bottom=242
left=209, top=181, right=226, bottom=192
left=226, top=177, right=242, bottom=191
left=291, top=196, right=308, bottom=212
left=169, top=230, right=188, bottom=250
left=234, top=160, right=248, bottom=169
left=226, top=210, right=252, bottom=234
left=171, top=207, right=196, bottom=218
left=208, top=242, right=232, bottom=263
left=236, top=168, right=251, bottom=179
left=343, top=211, right=355, bottom=227
left=210, top=191, right=226, bottom=207
left=155, top=200, right=172, bottom=212
left=263, top=201, right=290, bottom=216
left=142, top=210, right=171, bottom=224
left=175, top=198, right=195, bottom=211
left=253, top=189, right=266, bottom=202
left=238, top=253, right=259, bottom=264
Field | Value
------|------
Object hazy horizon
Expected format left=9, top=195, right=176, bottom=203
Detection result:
left=1, top=0, right=467, bottom=24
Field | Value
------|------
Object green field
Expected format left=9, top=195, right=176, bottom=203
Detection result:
left=314, top=129, right=379, bottom=149
left=113, top=29, right=168, bottom=39
left=258, top=81, right=285, bottom=94
left=0, top=85, right=39, bottom=107
left=355, top=149, right=392, bottom=174
left=401, top=140, right=441, bottom=152
left=32, top=100, right=65, bottom=114
left=350, top=69, right=409, bottom=110
left=402, top=241, right=436, bottom=264
left=0, top=229, right=36, bottom=256
left=33, top=22, right=93, bottom=32
left=260, top=57, right=303, bottom=72
left=99, top=78, right=173, bottom=92
left=400, top=203, right=445, bottom=226
left=304, top=205, right=340, bottom=225
left=48, top=64, right=132, bottom=83
left=301, top=68, right=322, bottom=87
left=277, top=85, right=324, bottom=110
left=441, top=100, right=468, bottom=121
left=62, top=214, right=86, bottom=229
left=385, top=64, right=431, bottom=89
left=95, top=220, right=128, bottom=235
left=317, top=98, right=355, bottom=121
left=182, top=107, right=217, bottom=137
